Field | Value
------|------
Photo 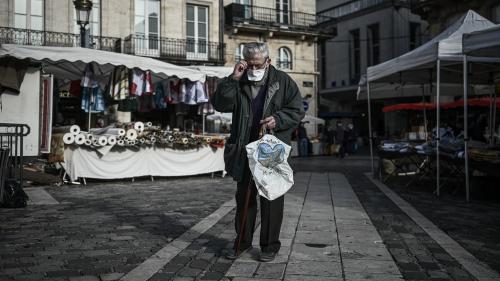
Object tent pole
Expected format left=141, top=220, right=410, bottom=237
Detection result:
left=436, top=59, right=441, bottom=197
left=422, top=85, right=428, bottom=140
left=202, top=112, right=206, bottom=134
left=367, top=80, right=375, bottom=177
left=463, top=56, right=470, bottom=203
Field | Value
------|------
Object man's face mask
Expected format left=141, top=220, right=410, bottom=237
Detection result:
left=246, top=58, right=268, bottom=81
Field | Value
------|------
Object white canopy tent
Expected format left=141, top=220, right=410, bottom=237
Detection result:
left=0, top=44, right=206, bottom=83
left=463, top=25, right=500, bottom=57
left=187, top=65, right=233, bottom=79
left=363, top=11, right=500, bottom=201
left=0, top=44, right=207, bottom=132
left=461, top=24, right=500, bottom=201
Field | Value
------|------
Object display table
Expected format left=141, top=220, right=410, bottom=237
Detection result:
left=64, top=145, right=225, bottom=181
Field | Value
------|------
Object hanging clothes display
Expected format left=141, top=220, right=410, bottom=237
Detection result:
left=169, top=79, right=181, bottom=104
left=81, top=87, right=106, bottom=113
left=197, top=102, right=214, bottom=115
left=80, top=64, right=105, bottom=113
left=154, top=82, right=167, bottom=109
left=130, top=69, right=145, bottom=97
left=144, top=71, right=154, bottom=94
left=109, top=66, right=129, bottom=100
left=195, top=81, right=208, bottom=103
left=184, top=81, right=198, bottom=105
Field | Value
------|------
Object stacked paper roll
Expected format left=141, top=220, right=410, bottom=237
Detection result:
left=146, top=122, right=153, bottom=128
left=85, top=139, right=92, bottom=146
left=134, top=122, right=145, bottom=132
left=107, top=128, right=126, bottom=136
left=126, top=129, right=138, bottom=141
left=63, top=133, right=75, bottom=144
left=182, top=138, right=188, bottom=144
left=117, top=140, right=125, bottom=146
left=108, top=135, right=117, bottom=145
left=92, top=139, right=100, bottom=146
left=70, top=125, right=81, bottom=135
left=74, top=134, right=86, bottom=145
left=98, top=136, right=108, bottom=146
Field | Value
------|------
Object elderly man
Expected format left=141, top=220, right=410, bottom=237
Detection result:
left=211, top=42, right=304, bottom=262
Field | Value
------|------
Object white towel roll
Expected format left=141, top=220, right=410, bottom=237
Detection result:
left=87, top=134, right=95, bottom=141
left=85, top=139, right=92, bottom=146
left=139, top=138, right=145, bottom=144
left=92, top=139, right=100, bottom=146
left=63, top=133, right=75, bottom=144
left=126, top=129, right=138, bottom=141
left=98, top=136, right=108, bottom=146
left=146, top=122, right=153, bottom=127
left=134, top=122, right=145, bottom=132
left=70, top=125, right=81, bottom=135
left=74, top=134, right=86, bottom=145
left=117, top=140, right=125, bottom=146
left=108, top=135, right=117, bottom=145
left=182, top=138, right=188, bottom=144
left=150, top=137, right=156, bottom=143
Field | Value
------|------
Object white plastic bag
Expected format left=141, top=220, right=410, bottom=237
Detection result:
left=246, top=134, right=294, bottom=201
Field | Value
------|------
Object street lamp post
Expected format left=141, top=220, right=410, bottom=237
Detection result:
left=73, top=0, right=93, bottom=48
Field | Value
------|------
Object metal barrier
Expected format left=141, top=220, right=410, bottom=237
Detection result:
left=0, top=123, right=31, bottom=199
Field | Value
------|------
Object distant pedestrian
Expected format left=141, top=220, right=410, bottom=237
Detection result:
left=298, top=122, right=308, bottom=157
left=211, top=42, right=304, bottom=262
left=336, top=122, right=345, bottom=158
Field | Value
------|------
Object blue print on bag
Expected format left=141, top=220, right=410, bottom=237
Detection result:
left=257, top=143, right=285, bottom=168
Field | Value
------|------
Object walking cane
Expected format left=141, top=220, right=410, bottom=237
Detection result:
left=235, top=125, right=267, bottom=255
left=235, top=177, right=254, bottom=256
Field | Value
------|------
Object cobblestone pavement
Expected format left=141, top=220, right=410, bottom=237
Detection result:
left=0, top=176, right=235, bottom=281
left=1, top=156, right=499, bottom=281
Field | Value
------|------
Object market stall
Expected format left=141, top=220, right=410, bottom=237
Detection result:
left=0, top=44, right=228, bottom=181
left=462, top=24, right=500, bottom=192
left=358, top=10, right=500, bottom=200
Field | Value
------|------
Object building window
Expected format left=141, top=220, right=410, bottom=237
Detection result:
left=235, top=43, right=244, bottom=62
left=276, top=0, right=290, bottom=25
left=493, top=5, right=500, bottom=23
left=15, top=0, right=44, bottom=30
left=234, top=0, right=251, bottom=18
left=277, top=47, right=292, bottom=70
left=409, top=22, right=421, bottom=50
left=135, top=0, right=160, bottom=52
left=186, top=5, right=208, bottom=60
left=367, top=23, right=379, bottom=66
left=74, top=0, right=100, bottom=36
left=349, top=29, right=360, bottom=84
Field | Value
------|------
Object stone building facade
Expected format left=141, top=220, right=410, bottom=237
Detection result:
left=0, top=0, right=332, bottom=135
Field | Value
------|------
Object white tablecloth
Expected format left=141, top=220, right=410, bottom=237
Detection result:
left=64, top=146, right=225, bottom=181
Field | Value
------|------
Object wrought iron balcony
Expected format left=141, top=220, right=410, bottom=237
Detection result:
left=0, top=26, right=121, bottom=52
left=317, top=0, right=411, bottom=24
left=123, top=35, right=225, bottom=65
left=224, top=3, right=333, bottom=36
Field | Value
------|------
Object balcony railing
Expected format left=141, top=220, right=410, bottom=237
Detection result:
left=317, top=0, right=410, bottom=23
left=225, top=3, right=331, bottom=31
left=0, top=26, right=121, bottom=52
left=123, top=35, right=225, bottom=65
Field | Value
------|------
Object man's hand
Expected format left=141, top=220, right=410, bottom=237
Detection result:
left=232, top=60, right=247, bottom=81
left=260, top=116, right=276, bottom=130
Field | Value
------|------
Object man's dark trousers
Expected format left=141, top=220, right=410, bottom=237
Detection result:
left=234, top=160, right=284, bottom=254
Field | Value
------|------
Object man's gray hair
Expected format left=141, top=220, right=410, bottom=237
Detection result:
left=242, top=42, right=269, bottom=60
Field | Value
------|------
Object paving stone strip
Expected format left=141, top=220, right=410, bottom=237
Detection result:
left=329, top=173, right=403, bottom=281
left=120, top=199, right=236, bottom=281
left=366, top=173, right=500, bottom=281
left=223, top=172, right=403, bottom=281
left=24, top=187, right=60, bottom=205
